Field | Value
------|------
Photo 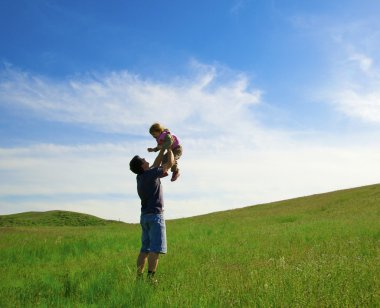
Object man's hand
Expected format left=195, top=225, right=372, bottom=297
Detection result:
left=147, top=148, right=155, bottom=152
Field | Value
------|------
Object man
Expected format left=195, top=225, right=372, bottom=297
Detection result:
left=129, top=147, right=174, bottom=283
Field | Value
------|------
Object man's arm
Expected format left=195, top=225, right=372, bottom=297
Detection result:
left=152, top=148, right=165, bottom=168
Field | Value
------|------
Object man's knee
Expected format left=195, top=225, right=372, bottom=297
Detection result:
left=148, top=252, right=160, bottom=259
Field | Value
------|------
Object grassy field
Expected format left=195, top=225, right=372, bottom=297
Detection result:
left=0, top=184, right=379, bottom=307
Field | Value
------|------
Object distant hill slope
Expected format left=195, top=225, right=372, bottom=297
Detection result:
left=171, top=183, right=380, bottom=223
left=1, top=184, right=379, bottom=227
left=0, top=210, right=122, bottom=227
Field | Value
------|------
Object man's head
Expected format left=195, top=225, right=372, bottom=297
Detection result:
left=130, top=155, right=148, bottom=175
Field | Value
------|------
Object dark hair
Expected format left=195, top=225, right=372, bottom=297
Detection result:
left=130, top=155, right=144, bottom=175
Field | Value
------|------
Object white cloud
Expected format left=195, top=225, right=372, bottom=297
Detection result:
left=288, top=11, right=380, bottom=126
left=330, top=48, right=380, bottom=124
left=1, top=141, right=379, bottom=223
left=348, top=53, right=373, bottom=73
left=294, top=18, right=380, bottom=126
left=332, top=89, right=380, bottom=124
left=0, top=143, right=141, bottom=195
left=1, top=62, right=379, bottom=223
left=0, top=62, right=261, bottom=139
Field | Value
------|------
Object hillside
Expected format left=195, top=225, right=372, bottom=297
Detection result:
left=168, top=183, right=380, bottom=227
left=1, top=184, right=379, bottom=226
left=0, top=184, right=379, bottom=307
left=0, top=210, right=122, bottom=227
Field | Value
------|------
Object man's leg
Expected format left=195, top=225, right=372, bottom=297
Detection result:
left=146, top=215, right=166, bottom=281
left=138, top=214, right=150, bottom=277
left=148, top=252, right=159, bottom=272
left=137, top=252, right=148, bottom=276
left=147, top=252, right=159, bottom=282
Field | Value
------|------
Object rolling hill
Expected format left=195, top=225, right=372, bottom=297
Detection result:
left=0, top=210, right=122, bottom=227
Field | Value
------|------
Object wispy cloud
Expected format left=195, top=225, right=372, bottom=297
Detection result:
left=348, top=53, right=373, bottom=73
left=0, top=61, right=261, bottom=139
left=332, top=87, right=380, bottom=125
left=0, top=62, right=267, bottom=221
left=230, top=0, right=248, bottom=15
left=290, top=14, right=380, bottom=126
left=330, top=44, right=380, bottom=125
left=0, top=143, right=141, bottom=203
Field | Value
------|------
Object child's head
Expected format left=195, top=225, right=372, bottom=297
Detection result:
left=149, top=123, right=165, bottom=138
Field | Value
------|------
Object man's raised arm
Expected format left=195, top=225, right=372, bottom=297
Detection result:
left=152, top=148, right=165, bottom=168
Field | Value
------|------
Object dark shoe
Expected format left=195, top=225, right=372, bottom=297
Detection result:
left=147, top=273, right=159, bottom=286
left=171, top=171, right=180, bottom=182
left=148, top=277, right=159, bottom=286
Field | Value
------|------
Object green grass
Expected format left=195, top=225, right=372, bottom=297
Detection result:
left=0, top=184, right=379, bottom=307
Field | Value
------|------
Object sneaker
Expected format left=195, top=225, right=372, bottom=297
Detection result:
left=148, top=277, right=159, bottom=286
left=147, top=273, right=159, bottom=286
left=171, top=171, right=180, bottom=182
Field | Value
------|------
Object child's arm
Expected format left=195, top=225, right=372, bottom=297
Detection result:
left=147, top=145, right=162, bottom=152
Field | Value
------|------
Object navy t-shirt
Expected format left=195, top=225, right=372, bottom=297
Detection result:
left=136, top=167, right=164, bottom=214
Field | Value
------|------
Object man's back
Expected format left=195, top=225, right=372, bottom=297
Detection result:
left=137, top=167, right=164, bottom=214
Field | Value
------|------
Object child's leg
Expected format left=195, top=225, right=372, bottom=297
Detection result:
left=170, top=146, right=182, bottom=172
left=170, top=146, right=182, bottom=181
left=159, top=152, right=169, bottom=177
left=170, top=161, right=180, bottom=181
left=171, top=161, right=178, bottom=173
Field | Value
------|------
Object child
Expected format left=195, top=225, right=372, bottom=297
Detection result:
left=147, top=123, right=182, bottom=182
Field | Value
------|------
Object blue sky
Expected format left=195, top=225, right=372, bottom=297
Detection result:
left=1, top=0, right=380, bottom=222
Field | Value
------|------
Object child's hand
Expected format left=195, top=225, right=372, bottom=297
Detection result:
left=147, top=148, right=155, bottom=152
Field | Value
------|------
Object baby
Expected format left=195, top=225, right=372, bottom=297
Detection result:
left=148, top=123, right=182, bottom=182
